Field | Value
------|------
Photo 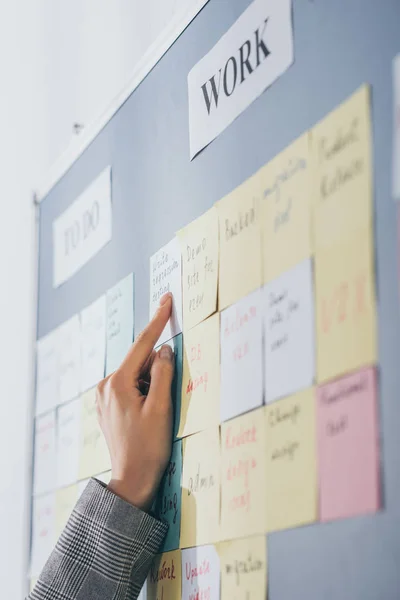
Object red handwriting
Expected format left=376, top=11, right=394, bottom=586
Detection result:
left=321, top=273, right=366, bottom=333
left=185, top=559, right=210, bottom=584
left=190, top=344, right=202, bottom=363
left=189, top=587, right=211, bottom=600
left=230, top=489, right=251, bottom=512
left=150, top=560, right=176, bottom=584
left=233, top=341, right=249, bottom=361
left=186, top=372, right=208, bottom=394
left=224, top=305, right=257, bottom=338
left=225, top=424, right=257, bottom=450
left=226, top=457, right=257, bottom=488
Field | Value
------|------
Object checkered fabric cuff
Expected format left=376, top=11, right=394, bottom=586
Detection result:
left=29, top=478, right=168, bottom=600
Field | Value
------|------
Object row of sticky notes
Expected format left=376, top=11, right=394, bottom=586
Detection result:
left=155, top=367, right=380, bottom=554
left=33, top=388, right=112, bottom=496
left=146, top=536, right=267, bottom=600
left=150, top=84, right=376, bottom=390
left=35, top=273, right=134, bottom=416
left=30, top=472, right=110, bottom=577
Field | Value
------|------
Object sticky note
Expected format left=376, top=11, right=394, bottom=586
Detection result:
left=317, top=366, right=380, bottom=522
left=217, top=171, right=263, bottom=310
left=181, top=545, right=220, bottom=600
left=218, top=535, right=267, bottom=600
left=77, top=478, right=90, bottom=498
left=220, top=408, right=266, bottom=540
left=58, top=315, right=81, bottom=404
left=36, top=329, right=59, bottom=415
left=30, top=493, right=56, bottom=577
left=150, top=238, right=183, bottom=345
left=156, top=334, right=183, bottom=440
left=81, top=296, right=106, bottom=392
left=265, top=388, right=317, bottom=531
left=155, top=440, right=182, bottom=552
left=137, top=582, right=147, bottom=600
left=263, top=258, right=315, bottom=403
left=179, top=314, right=219, bottom=438
left=147, top=550, right=181, bottom=600
left=105, top=273, right=135, bottom=375
left=55, top=484, right=78, bottom=537
left=30, top=580, right=37, bottom=593
left=315, top=229, right=377, bottom=383
left=79, top=387, right=111, bottom=479
left=312, top=85, right=372, bottom=249
left=181, top=428, right=220, bottom=548
left=261, top=133, right=312, bottom=283
left=178, top=207, right=219, bottom=330
left=34, top=411, right=57, bottom=495
left=56, top=397, right=81, bottom=488
left=96, top=470, right=111, bottom=485
left=220, top=289, right=263, bottom=422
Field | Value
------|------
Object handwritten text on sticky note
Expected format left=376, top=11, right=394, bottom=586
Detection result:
left=220, top=289, right=263, bottom=422
left=56, top=397, right=81, bottom=488
left=178, top=207, right=219, bottom=330
left=156, top=440, right=182, bottom=552
left=220, top=408, right=266, bottom=540
left=36, top=329, right=59, bottom=415
left=148, top=550, right=181, bottom=600
left=106, top=274, right=134, bottom=375
left=219, top=535, right=267, bottom=600
left=79, top=387, right=111, bottom=479
left=182, top=545, right=220, bottom=600
left=81, top=296, right=106, bottom=392
left=34, top=411, right=57, bottom=495
left=58, top=315, right=81, bottom=404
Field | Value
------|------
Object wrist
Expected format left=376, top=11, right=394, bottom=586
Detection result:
left=107, top=478, right=155, bottom=512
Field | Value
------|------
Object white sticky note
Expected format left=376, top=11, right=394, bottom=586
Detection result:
left=220, top=289, right=263, bottom=421
left=36, top=329, right=59, bottom=415
left=263, top=258, right=315, bottom=403
left=188, top=0, right=293, bottom=158
left=149, top=238, right=183, bottom=345
left=30, top=493, right=56, bottom=577
left=77, top=478, right=90, bottom=499
left=34, top=411, right=57, bottom=495
left=105, top=274, right=135, bottom=375
left=53, top=167, right=112, bottom=287
left=58, top=315, right=81, bottom=404
left=394, top=55, right=400, bottom=199
left=181, top=545, right=220, bottom=600
left=81, top=296, right=106, bottom=392
left=56, top=398, right=81, bottom=488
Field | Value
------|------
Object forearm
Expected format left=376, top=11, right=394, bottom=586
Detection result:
left=28, top=479, right=167, bottom=600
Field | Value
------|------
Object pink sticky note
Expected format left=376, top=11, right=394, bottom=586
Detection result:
left=317, top=366, right=380, bottom=522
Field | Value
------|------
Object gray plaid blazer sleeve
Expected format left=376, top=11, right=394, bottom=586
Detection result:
left=28, top=479, right=168, bottom=600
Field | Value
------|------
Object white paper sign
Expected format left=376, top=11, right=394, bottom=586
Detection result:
left=57, top=398, right=81, bottom=488
left=59, top=315, right=81, bottom=404
left=220, top=289, right=263, bottom=422
left=181, top=545, right=220, bottom=600
left=393, top=55, right=400, bottom=199
left=188, top=0, right=293, bottom=158
left=34, top=411, right=57, bottom=495
left=149, top=237, right=183, bottom=344
left=53, top=167, right=112, bottom=287
left=263, top=258, right=315, bottom=403
left=30, top=493, right=56, bottom=577
left=81, top=296, right=106, bottom=392
left=36, top=329, right=59, bottom=415
left=105, top=274, right=135, bottom=375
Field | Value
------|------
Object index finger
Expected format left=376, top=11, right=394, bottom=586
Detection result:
left=118, top=293, right=172, bottom=381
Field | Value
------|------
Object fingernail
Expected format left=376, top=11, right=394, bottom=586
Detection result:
left=159, top=345, right=173, bottom=360
left=159, top=292, right=172, bottom=306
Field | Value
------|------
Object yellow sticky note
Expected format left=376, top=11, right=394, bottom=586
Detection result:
left=315, top=229, right=377, bottom=383
left=312, top=84, right=372, bottom=249
left=178, top=207, right=219, bottom=330
left=181, top=428, right=220, bottom=548
left=262, top=133, right=312, bottom=282
left=55, top=484, right=78, bottom=537
left=220, top=408, right=266, bottom=540
left=147, top=550, right=181, bottom=600
left=265, top=388, right=317, bottom=532
left=30, top=580, right=37, bottom=593
left=218, top=536, right=267, bottom=600
left=179, top=314, right=220, bottom=438
left=217, top=172, right=263, bottom=310
left=79, top=388, right=111, bottom=479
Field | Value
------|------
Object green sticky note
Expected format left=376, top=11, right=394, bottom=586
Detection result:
left=157, top=333, right=183, bottom=440
left=155, top=439, right=182, bottom=552
left=105, top=274, right=135, bottom=375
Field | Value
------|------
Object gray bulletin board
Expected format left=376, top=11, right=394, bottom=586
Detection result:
left=37, top=0, right=400, bottom=597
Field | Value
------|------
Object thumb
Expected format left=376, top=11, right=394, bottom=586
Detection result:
left=146, top=345, right=175, bottom=411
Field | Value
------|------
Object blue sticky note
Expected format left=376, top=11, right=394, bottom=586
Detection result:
left=170, top=334, right=183, bottom=440
left=105, top=274, right=135, bottom=375
left=156, top=439, right=182, bottom=552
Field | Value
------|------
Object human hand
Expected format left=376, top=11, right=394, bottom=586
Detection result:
left=96, top=293, right=174, bottom=512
